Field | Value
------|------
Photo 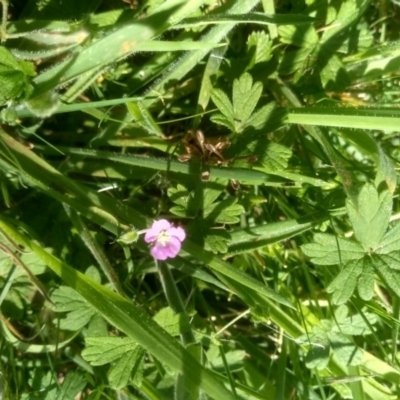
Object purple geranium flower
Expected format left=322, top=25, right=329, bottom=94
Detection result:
left=144, top=219, right=186, bottom=260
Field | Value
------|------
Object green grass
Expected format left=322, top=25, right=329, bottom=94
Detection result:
left=0, top=0, right=400, bottom=399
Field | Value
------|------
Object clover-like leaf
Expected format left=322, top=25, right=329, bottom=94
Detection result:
left=347, top=183, right=392, bottom=252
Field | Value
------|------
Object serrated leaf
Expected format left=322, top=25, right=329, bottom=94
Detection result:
left=55, top=372, right=87, bottom=400
left=328, top=332, right=363, bottom=367
left=372, top=253, right=400, bottom=296
left=52, top=286, right=97, bottom=330
left=256, top=142, right=291, bottom=172
left=204, top=229, right=231, bottom=254
left=153, top=307, right=191, bottom=336
left=376, top=221, right=400, bottom=254
left=0, top=47, right=35, bottom=105
left=303, top=327, right=330, bottom=370
left=302, top=233, right=364, bottom=265
left=168, top=185, right=198, bottom=215
left=242, top=102, right=276, bottom=132
left=210, top=113, right=235, bottom=130
left=204, top=198, right=243, bottom=224
left=170, top=205, right=191, bottom=218
left=211, top=89, right=234, bottom=125
left=333, top=312, right=377, bottom=336
left=347, top=183, right=392, bottom=251
left=203, top=186, right=224, bottom=209
left=247, top=31, right=273, bottom=67
left=108, top=347, right=144, bottom=390
left=232, top=73, right=263, bottom=132
left=327, top=257, right=373, bottom=305
left=82, top=337, right=138, bottom=365
left=278, top=24, right=319, bottom=47
left=320, top=53, right=350, bottom=91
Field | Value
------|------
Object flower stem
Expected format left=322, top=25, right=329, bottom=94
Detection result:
left=157, top=261, right=196, bottom=346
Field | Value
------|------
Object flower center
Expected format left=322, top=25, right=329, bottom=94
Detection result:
left=157, top=229, right=171, bottom=246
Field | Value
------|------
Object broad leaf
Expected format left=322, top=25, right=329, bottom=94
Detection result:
left=302, top=234, right=364, bottom=265
left=0, top=47, right=35, bottom=105
left=52, top=286, right=98, bottom=331
left=346, top=183, right=392, bottom=252
left=153, top=307, right=191, bottom=336
left=82, top=336, right=144, bottom=390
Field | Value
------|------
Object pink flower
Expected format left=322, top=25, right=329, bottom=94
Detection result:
left=144, top=219, right=186, bottom=260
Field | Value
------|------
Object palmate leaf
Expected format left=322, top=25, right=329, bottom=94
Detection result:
left=327, top=257, right=375, bottom=305
left=211, top=72, right=274, bottom=133
left=51, top=286, right=98, bottom=331
left=304, top=182, right=400, bottom=304
left=22, top=371, right=87, bottom=400
left=346, top=183, right=392, bottom=252
left=301, top=308, right=373, bottom=371
left=232, top=73, right=263, bottom=130
left=302, top=234, right=364, bottom=265
left=82, top=307, right=189, bottom=389
left=82, top=337, right=144, bottom=390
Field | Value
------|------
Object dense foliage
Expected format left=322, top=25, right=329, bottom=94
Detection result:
left=1, top=0, right=400, bottom=399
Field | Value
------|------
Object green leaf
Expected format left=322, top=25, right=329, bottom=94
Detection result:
left=371, top=253, right=400, bottom=296
left=328, top=332, right=363, bottom=367
left=82, top=336, right=144, bottom=390
left=377, top=222, right=400, bottom=254
left=302, top=233, right=364, bottom=265
left=232, top=72, right=263, bottom=132
left=82, top=337, right=138, bottom=365
left=303, top=326, right=330, bottom=370
left=242, top=102, right=278, bottom=132
left=108, top=347, right=144, bottom=390
left=246, top=31, right=273, bottom=67
left=127, top=101, right=164, bottom=136
left=55, top=372, right=87, bottom=400
left=326, top=257, right=374, bottom=305
left=347, top=183, right=392, bottom=252
left=52, top=286, right=98, bottom=331
left=203, top=197, right=244, bottom=224
left=0, top=47, right=35, bottom=105
left=210, top=89, right=234, bottom=130
left=333, top=311, right=377, bottom=336
left=0, top=218, right=236, bottom=399
left=153, top=307, right=191, bottom=336
left=204, top=229, right=231, bottom=254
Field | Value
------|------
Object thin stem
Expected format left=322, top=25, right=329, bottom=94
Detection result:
left=156, top=260, right=196, bottom=346
left=0, top=0, right=7, bottom=42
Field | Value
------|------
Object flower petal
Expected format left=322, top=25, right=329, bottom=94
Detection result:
left=163, top=236, right=182, bottom=258
left=169, top=227, right=186, bottom=242
left=151, top=242, right=169, bottom=260
left=144, top=219, right=171, bottom=243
